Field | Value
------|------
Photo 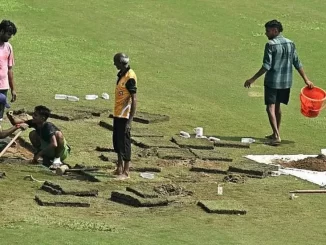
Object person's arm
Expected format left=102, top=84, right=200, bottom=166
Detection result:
left=297, top=68, right=313, bottom=88
left=0, top=123, right=29, bottom=139
left=292, top=45, right=314, bottom=88
left=244, top=66, right=267, bottom=88
left=8, top=44, right=16, bottom=102
left=244, top=43, right=271, bottom=88
left=0, top=125, right=20, bottom=138
left=126, top=93, right=137, bottom=131
left=8, top=67, right=16, bottom=102
left=125, top=78, right=137, bottom=132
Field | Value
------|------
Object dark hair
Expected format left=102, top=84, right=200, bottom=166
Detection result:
left=265, top=20, right=283, bottom=32
left=0, top=20, right=17, bottom=35
left=34, top=105, right=51, bottom=120
left=114, top=53, right=129, bottom=65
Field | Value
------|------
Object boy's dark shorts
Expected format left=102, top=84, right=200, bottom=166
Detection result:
left=113, top=117, right=131, bottom=161
left=264, top=86, right=290, bottom=105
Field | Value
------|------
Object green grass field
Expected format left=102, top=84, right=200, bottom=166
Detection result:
left=1, top=0, right=326, bottom=244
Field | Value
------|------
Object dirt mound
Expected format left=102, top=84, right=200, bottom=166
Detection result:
left=153, top=184, right=193, bottom=196
left=280, top=154, right=326, bottom=172
left=0, top=141, right=33, bottom=163
left=223, top=174, right=246, bottom=183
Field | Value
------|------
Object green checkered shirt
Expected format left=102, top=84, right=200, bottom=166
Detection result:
left=263, top=35, right=302, bottom=89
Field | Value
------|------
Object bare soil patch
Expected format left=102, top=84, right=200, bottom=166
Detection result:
left=0, top=138, right=33, bottom=163
left=153, top=183, right=193, bottom=197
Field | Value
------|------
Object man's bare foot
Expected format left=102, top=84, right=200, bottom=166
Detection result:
left=266, top=137, right=281, bottom=146
left=112, top=169, right=121, bottom=175
left=115, top=173, right=130, bottom=180
left=112, top=166, right=123, bottom=175
left=265, top=134, right=275, bottom=139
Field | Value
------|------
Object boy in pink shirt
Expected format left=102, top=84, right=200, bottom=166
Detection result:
left=0, top=20, right=17, bottom=120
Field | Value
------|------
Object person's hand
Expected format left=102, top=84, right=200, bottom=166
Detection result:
left=125, top=122, right=131, bottom=133
left=19, top=123, right=29, bottom=131
left=11, top=90, right=17, bottom=102
left=244, top=79, right=255, bottom=88
left=305, top=80, right=314, bottom=89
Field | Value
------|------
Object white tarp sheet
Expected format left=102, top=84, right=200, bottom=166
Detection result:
left=245, top=154, right=326, bottom=186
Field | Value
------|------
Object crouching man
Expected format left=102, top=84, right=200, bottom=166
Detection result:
left=7, top=105, right=70, bottom=168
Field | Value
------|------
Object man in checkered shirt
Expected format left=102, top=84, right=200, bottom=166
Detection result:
left=244, top=20, right=314, bottom=145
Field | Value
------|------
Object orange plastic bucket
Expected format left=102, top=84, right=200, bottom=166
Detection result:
left=300, top=86, right=326, bottom=118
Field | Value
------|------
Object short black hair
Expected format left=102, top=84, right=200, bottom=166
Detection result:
left=114, top=53, right=129, bottom=65
left=0, top=20, right=17, bottom=35
left=34, top=105, right=51, bottom=120
left=265, top=20, right=283, bottom=32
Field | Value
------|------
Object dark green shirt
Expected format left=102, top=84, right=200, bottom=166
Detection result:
left=26, top=120, right=60, bottom=143
left=263, top=35, right=303, bottom=89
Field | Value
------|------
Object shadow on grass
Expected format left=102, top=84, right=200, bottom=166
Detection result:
left=212, top=135, right=295, bottom=145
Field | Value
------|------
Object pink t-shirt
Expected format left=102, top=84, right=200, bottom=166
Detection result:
left=0, top=42, right=14, bottom=90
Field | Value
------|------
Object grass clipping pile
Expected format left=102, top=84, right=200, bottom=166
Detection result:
left=280, top=154, right=326, bottom=171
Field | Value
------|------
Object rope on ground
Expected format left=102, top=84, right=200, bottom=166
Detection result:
left=23, top=175, right=45, bottom=183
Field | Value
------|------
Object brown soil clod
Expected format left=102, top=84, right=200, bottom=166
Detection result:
left=223, top=174, right=246, bottom=183
left=153, top=184, right=193, bottom=197
left=138, top=148, right=158, bottom=158
left=279, top=155, right=326, bottom=172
